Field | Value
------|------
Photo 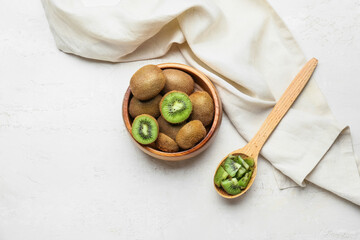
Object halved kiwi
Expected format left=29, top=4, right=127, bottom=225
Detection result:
left=131, top=114, right=159, bottom=145
left=160, top=91, right=192, bottom=124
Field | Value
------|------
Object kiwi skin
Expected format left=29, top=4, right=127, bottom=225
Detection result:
left=157, top=116, right=185, bottom=140
left=129, top=95, right=162, bottom=118
left=189, top=91, right=214, bottom=127
left=175, top=120, right=206, bottom=150
left=155, top=133, right=179, bottom=152
left=162, top=69, right=194, bottom=95
left=130, top=65, right=166, bottom=101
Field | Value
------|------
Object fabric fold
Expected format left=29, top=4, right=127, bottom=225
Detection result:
left=41, top=0, right=360, bottom=205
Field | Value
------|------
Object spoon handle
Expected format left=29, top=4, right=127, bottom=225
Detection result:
left=241, top=58, right=318, bottom=157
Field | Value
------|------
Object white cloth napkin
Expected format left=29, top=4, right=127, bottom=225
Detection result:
left=41, top=0, right=360, bottom=205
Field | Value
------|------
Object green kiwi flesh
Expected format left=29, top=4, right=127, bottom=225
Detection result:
left=130, top=65, right=166, bottom=101
left=160, top=91, right=192, bottom=124
left=131, top=114, right=159, bottom=145
left=214, top=166, right=229, bottom=187
left=162, top=69, right=194, bottom=95
left=189, top=91, right=214, bottom=127
left=129, top=94, right=162, bottom=118
left=221, top=178, right=242, bottom=195
left=222, top=157, right=241, bottom=177
left=175, top=120, right=206, bottom=150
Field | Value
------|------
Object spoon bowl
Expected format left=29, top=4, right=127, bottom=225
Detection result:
left=214, top=58, right=318, bottom=198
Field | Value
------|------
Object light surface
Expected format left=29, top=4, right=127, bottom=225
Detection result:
left=0, top=1, right=359, bottom=240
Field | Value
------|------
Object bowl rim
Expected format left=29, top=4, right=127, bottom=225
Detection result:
left=122, top=62, right=222, bottom=159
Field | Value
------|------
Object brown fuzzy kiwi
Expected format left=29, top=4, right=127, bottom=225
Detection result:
left=129, top=94, right=162, bottom=118
left=189, top=91, right=214, bottom=127
left=157, top=116, right=185, bottom=140
left=175, top=120, right=206, bottom=150
left=130, top=65, right=166, bottom=101
left=162, top=69, right=194, bottom=95
left=155, top=133, right=179, bottom=152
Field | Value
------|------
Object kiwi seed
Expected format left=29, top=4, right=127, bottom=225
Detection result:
left=155, top=133, right=179, bottom=152
left=130, top=65, right=166, bottom=101
left=160, top=91, right=192, bottom=124
left=189, top=91, right=214, bottom=127
left=131, top=114, right=159, bottom=145
left=157, top=116, right=185, bottom=140
left=129, top=94, right=162, bottom=118
left=162, top=69, right=194, bottom=95
left=175, top=120, right=206, bottom=149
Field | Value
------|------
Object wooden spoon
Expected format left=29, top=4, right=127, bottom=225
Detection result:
left=214, top=58, right=318, bottom=199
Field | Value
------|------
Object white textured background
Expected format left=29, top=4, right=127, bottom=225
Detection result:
left=0, top=1, right=359, bottom=240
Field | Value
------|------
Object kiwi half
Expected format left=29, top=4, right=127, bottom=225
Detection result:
left=131, top=114, right=159, bottom=145
left=160, top=91, right=192, bottom=124
left=157, top=116, right=185, bottom=140
left=130, top=65, right=166, bottom=101
left=162, top=69, right=194, bottom=95
left=175, top=120, right=206, bottom=149
left=189, top=91, right=214, bottom=127
left=155, top=133, right=179, bottom=152
left=129, top=94, right=162, bottom=118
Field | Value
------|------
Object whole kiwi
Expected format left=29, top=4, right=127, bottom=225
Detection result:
left=129, top=94, right=162, bottom=118
left=189, top=91, right=214, bottom=127
left=155, top=133, right=179, bottom=152
left=130, top=65, right=166, bottom=101
left=157, top=116, right=185, bottom=140
left=162, top=69, right=194, bottom=95
left=175, top=120, right=206, bottom=150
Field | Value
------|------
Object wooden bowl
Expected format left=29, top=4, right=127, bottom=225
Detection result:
left=122, top=63, right=222, bottom=161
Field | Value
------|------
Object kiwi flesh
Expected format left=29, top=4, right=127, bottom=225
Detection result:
left=221, top=178, right=242, bottom=195
left=162, top=69, right=194, bottom=95
left=157, top=116, right=185, bottom=140
left=160, top=91, right=192, bottom=124
left=129, top=94, right=162, bottom=118
left=222, top=157, right=241, bottom=177
left=131, top=114, right=159, bottom=145
left=175, top=120, right=206, bottom=150
left=155, top=133, right=179, bottom=152
left=214, top=166, right=229, bottom=187
left=189, top=91, right=214, bottom=127
left=130, top=65, right=166, bottom=101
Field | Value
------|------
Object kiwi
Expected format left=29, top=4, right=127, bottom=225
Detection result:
left=189, top=91, right=214, bottom=127
left=155, top=133, right=179, bottom=152
left=162, top=69, right=194, bottom=95
left=130, top=65, right=166, bottom=101
left=175, top=120, right=206, bottom=149
left=222, top=157, right=241, bottom=177
left=129, top=95, right=162, bottom=118
left=236, top=167, right=247, bottom=179
left=131, top=114, right=159, bottom=145
left=238, top=172, right=252, bottom=189
left=157, top=116, right=185, bottom=140
left=160, top=91, right=192, bottom=124
left=214, top=166, right=229, bottom=187
left=221, top=178, right=242, bottom=195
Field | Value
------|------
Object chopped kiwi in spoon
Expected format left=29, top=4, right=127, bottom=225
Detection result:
left=214, top=154, right=255, bottom=195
